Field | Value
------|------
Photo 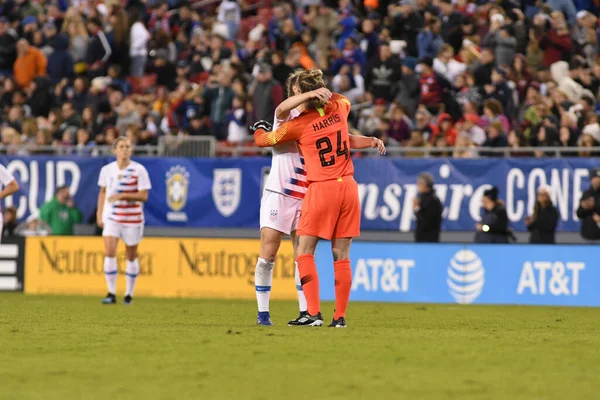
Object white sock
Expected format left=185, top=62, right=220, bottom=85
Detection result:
left=295, top=261, right=307, bottom=312
left=125, top=258, right=140, bottom=297
left=104, top=257, right=117, bottom=295
left=255, top=258, right=274, bottom=312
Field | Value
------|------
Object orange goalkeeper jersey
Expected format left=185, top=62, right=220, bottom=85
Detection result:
left=254, top=93, right=354, bottom=183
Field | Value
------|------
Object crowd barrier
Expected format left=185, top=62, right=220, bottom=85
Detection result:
left=1, top=236, right=596, bottom=307
left=1, top=156, right=598, bottom=232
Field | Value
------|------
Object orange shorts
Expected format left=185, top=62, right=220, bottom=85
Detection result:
left=297, top=177, right=361, bottom=240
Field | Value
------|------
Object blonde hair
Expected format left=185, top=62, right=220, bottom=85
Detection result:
left=296, top=69, right=327, bottom=110
left=285, top=69, right=303, bottom=98
left=62, top=10, right=89, bottom=40
left=112, top=136, right=130, bottom=149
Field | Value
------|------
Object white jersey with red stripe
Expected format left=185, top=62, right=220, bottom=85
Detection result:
left=98, top=161, right=152, bottom=226
left=263, top=109, right=308, bottom=199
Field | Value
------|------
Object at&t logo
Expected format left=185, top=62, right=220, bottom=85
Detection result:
left=447, top=250, right=485, bottom=304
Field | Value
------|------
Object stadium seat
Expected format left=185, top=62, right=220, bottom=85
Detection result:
left=127, top=74, right=158, bottom=95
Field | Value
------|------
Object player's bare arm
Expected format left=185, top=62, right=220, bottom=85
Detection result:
left=97, top=186, right=105, bottom=228
left=0, top=179, right=19, bottom=199
left=275, top=88, right=332, bottom=120
left=108, top=190, right=149, bottom=203
left=349, top=135, right=386, bottom=155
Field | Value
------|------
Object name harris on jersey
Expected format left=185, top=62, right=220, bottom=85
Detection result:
left=312, top=113, right=342, bottom=132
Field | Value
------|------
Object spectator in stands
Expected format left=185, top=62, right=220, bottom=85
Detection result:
left=431, top=113, right=457, bottom=146
left=458, top=114, right=486, bottom=146
left=16, top=213, right=50, bottom=237
left=85, top=17, right=111, bottom=79
left=185, top=111, right=211, bottom=137
left=269, top=4, right=302, bottom=46
left=203, top=70, right=234, bottom=140
left=473, top=47, right=496, bottom=87
left=308, top=5, right=339, bottom=69
left=475, top=186, right=511, bottom=244
left=47, top=34, right=74, bottom=85
left=148, top=1, right=171, bottom=33
left=576, top=168, right=600, bottom=241
left=484, top=19, right=517, bottom=67
left=387, top=104, right=411, bottom=145
left=485, top=67, right=513, bottom=116
left=251, top=63, right=284, bottom=123
left=434, top=44, right=466, bottom=86
left=227, top=95, right=248, bottom=143
left=129, top=11, right=150, bottom=78
left=405, top=129, right=427, bottom=158
left=574, top=11, right=598, bottom=65
left=55, top=101, right=80, bottom=143
left=116, top=99, right=140, bottom=134
left=217, top=0, right=241, bottom=41
left=0, top=17, right=17, bottom=76
left=438, top=0, right=464, bottom=53
left=417, top=57, right=449, bottom=115
left=62, top=8, right=88, bottom=73
left=274, top=18, right=301, bottom=53
left=417, top=16, right=443, bottom=59
left=537, top=12, right=573, bottom=67
left=332, top=64, right=365, bottom=104
left=526, top=185, right=559, bottom=244
left=39, top=185, right=82, bottom=235
left=413, top=172, right=443, bottom=243
left=13, top=39, right=46, bottom=89
left=453, top=134, right=478, bottom=158
left=397, top=58, right=419, bottom=116
left=2, top=206, right=17, bottom=238
left=365, top=41, right=402, bottom=103
left=359, top=18, right=379, bottom=62
left=481, top=121, right=509, bottom=156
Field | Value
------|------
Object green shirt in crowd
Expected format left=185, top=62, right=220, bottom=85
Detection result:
left=39, top=198, right=83, bottom=235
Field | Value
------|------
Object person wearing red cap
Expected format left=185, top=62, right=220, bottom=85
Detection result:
left=459, top=113, right=486, bottom=145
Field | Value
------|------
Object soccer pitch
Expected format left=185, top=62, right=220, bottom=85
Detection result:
left=1, top=295, right=599, bottom=400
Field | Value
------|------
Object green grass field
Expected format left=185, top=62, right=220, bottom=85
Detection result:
left=1, top=294, right=600, bottom=400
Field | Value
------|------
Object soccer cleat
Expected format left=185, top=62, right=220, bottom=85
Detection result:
left=287, top=311, right=309, bottom=326
left=101, top=293, right=116, bottom=305
left=289, top=312, right=323, bottom=327
left=256, top=311, right=273, bottom=326
left=328, top=317, right=347, bottom=328
left=124, top=295, right=133, bottom=305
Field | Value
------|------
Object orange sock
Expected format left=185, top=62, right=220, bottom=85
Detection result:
left=297, top=254, right=320, bottom=316
left=334, top=260, right=352, bottom=320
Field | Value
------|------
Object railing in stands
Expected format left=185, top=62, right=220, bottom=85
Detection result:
left=0, top=140, right=598, bottom=158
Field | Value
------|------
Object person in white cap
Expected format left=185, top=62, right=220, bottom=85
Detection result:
left=525, top=185, right=559, bottom=244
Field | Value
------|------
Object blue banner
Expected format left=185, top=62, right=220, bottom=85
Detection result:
left=0, top=156, right=598, bottom=232
left=314, top=242, right=597, bottom=307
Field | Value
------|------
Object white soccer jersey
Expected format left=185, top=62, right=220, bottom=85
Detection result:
left=263, top=109, right=308, bottom=199
left=98, top=161, right=152, bottom=226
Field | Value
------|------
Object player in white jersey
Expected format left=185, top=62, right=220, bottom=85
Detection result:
left=97, top=137, right=152, bottom=305
left=0, top=164, right=19, bottom=241
left=255, top=71, right=385, bottom=326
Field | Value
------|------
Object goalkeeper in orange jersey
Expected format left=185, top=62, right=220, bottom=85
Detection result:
left=251, top=69, right=385, bottom=327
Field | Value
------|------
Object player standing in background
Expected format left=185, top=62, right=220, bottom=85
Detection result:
left=97, top=137, right=152, bottom=305
left=0, top=164, right=19, bottom=241
left=255, top=70, right=332, bottom=326
left=252, top=70, right=385, bottom=327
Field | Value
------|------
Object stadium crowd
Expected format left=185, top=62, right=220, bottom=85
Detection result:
left=0, top=0, right=599, bottom=157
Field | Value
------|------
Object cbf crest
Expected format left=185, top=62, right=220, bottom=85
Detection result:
left=212, top=168, right=241, bottom=217
left=166, top=165, right=189, bottom=222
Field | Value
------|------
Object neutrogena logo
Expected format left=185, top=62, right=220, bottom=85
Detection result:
left=447, top=250, right=485, bottom=304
